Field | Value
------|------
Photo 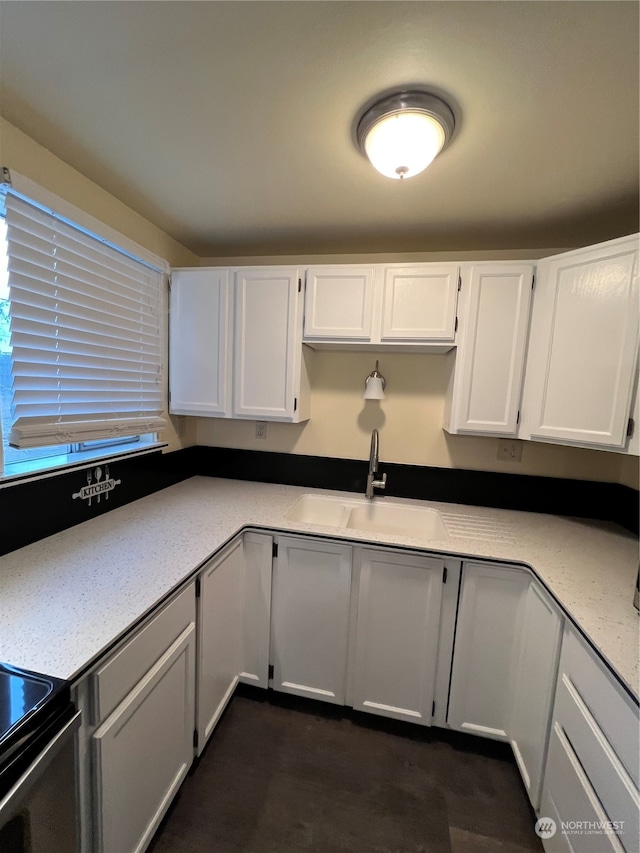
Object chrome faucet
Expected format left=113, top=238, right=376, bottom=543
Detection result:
left=365, top=429, right=387, bottom=499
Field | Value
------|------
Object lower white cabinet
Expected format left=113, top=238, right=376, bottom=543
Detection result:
left=239, top=531, right=273, bottom=689
left=88, top=586, right=197, bottom=853
left=509, top=580, right=563, bottom=810
left=539, top=625, right=639, bottom=853
left=349, top=548, right=444, bottom=725
left=196, top=539, right=243, bottom=752
left=270, top=536, right=352, bottom=704
left=447, top=560, right=529, bottom=740
left=198, top=532, right=273, bottom=750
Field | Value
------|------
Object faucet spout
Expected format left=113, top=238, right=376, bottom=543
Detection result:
left=365, top=429, right=387, bottom=499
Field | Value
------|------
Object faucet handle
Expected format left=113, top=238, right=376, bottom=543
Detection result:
left=372, top=473, right=387, bottom=491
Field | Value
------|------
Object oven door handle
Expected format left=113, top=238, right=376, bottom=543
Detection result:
left=0, top=708, right=81, bottom=815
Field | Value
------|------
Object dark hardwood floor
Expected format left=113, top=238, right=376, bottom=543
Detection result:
left=149, top=690, right=543, bottom=853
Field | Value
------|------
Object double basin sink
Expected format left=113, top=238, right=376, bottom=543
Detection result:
left=285, top=494, right=449, bottom=541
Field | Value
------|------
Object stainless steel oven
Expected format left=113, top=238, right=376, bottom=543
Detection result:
left=0, top=664, right=80, bottom=853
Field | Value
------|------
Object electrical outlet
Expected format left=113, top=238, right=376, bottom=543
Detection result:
left=497, top=439, right=523, bottom=462
left=255, top=421, right=267, bottom=440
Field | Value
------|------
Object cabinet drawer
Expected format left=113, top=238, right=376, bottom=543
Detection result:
left=541, top=723, right=625, bottom=853
left=91, top=583, right=196, bottom=723
left=561, top=626, right=639, bottom=786
left=554, top=673, right=639, bottom=849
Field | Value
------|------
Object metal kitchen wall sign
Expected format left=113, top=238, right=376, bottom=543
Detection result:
left=72, top=465, right=121, bottom=506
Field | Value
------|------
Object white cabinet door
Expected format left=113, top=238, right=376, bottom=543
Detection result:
left=271, top=536, right=352, bottom=704
left=169, top=268, right=230, bottom=416
left=239, top=531, right=273, bottom=689
left=509, top=580, right=563, bottom=810
left=447, top=561, right=529, bottom=740
left=92, top=623, right=196, bottom=853
left=350, top=548, right=444, bottom=725
left=521, top=235, right=639, bottom=449
left=197, top=538, right=243, bottom=751
left=381, top=264, right=459, bottom=341
left=303, top=266, right=375, bottom=340
left=233, top=267, right=307, bottom=421
left=444, top=264, right=534, bottom=435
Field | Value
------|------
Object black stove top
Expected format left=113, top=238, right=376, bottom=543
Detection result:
left=0, top=662, right=73, bottom=798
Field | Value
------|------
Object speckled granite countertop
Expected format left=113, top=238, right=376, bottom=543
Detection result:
left=0, top=476, right=638, bottom=698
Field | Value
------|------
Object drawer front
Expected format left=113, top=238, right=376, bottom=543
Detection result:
left=561, top=626, right=639, bottom=787
left=554, top=673, right=639, bottom=851
left=92, top=583, right=196, bottom=723
left=541, top=723, right=625, bottom=853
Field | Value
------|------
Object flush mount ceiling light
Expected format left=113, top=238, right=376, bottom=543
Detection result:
left=356, top=90, right=455, bottom=180
left=363, top=360, right=386, bottom=400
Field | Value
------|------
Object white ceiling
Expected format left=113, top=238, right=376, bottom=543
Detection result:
left=0, top=1, right=638, bottom=257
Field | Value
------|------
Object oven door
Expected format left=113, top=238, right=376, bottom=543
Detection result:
left=0, top=709, right=80, bottom=853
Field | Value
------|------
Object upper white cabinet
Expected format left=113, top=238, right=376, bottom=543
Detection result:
left=381, top=265, right=458, bottom=341
left=169, top=268, right=230, bottom=416
left=303, top=263, right=460, bottom=349
left=444, top=263, right=534, bottom=436
left=303, top=266, right=375, bottom=339
left=233, top=267, right=310, bottom=421
left=169, top=266, right=311, bottom=422
left=349, top=548, right=444, bottom=726
left=520, top=234, right=639, bottom=449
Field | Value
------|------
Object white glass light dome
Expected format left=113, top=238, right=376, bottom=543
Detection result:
left=357, top=91, right=455, bottom=180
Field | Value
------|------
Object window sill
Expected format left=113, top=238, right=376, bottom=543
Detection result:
left=0, top=439, right=168, bottom=489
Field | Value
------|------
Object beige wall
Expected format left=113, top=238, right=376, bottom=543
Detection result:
left=200, top=249, right=569, bottom=266
left=197, top=349, right=637, bottom=486
left=0, top=116, right=199, bottom=452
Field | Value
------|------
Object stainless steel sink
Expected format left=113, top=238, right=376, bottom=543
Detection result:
left=285, top=494, right=448, bottom=540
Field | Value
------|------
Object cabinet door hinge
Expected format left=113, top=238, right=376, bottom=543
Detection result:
left=298, top=277, right=302, bottom=293
left=531, top=274, right=536, bottom=290
left=627, top=417, right=635, bottom=438
left=268, top=664, right=274, bottom=680
left=193, top=729, right=199, bottom=749
left=516, top=409, right=521, bottom=425
left=442, top=566, right=448, bottom=584
left=432, top=701, right=436, bottom=717
left=195, top=577, right=201, bottom=598
left=454, top=317, right=458, bottom=333
left=272, top=542, right=278, bottom=559
left=457, top=274, right=462, bottom=291
left=294, top=397, right=298, bottom=412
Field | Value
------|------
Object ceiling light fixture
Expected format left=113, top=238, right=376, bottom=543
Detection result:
left=356, top=90, right=455, bottom=180
left=363, top=361, right=386, bottom=400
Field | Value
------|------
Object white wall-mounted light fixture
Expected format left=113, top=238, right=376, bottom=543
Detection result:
left=356, top=90, right=455, bottom=180
left=363, top=361, right=386, bottom=400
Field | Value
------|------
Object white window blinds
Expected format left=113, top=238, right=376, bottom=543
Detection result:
left=4, top=192, right=167, bottom=448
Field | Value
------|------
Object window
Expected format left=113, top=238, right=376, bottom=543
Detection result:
left=0, top=176, right=168, bottom=480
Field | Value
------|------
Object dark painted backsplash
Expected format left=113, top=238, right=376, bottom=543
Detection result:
left=0, top=446, right=637, bottom=556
